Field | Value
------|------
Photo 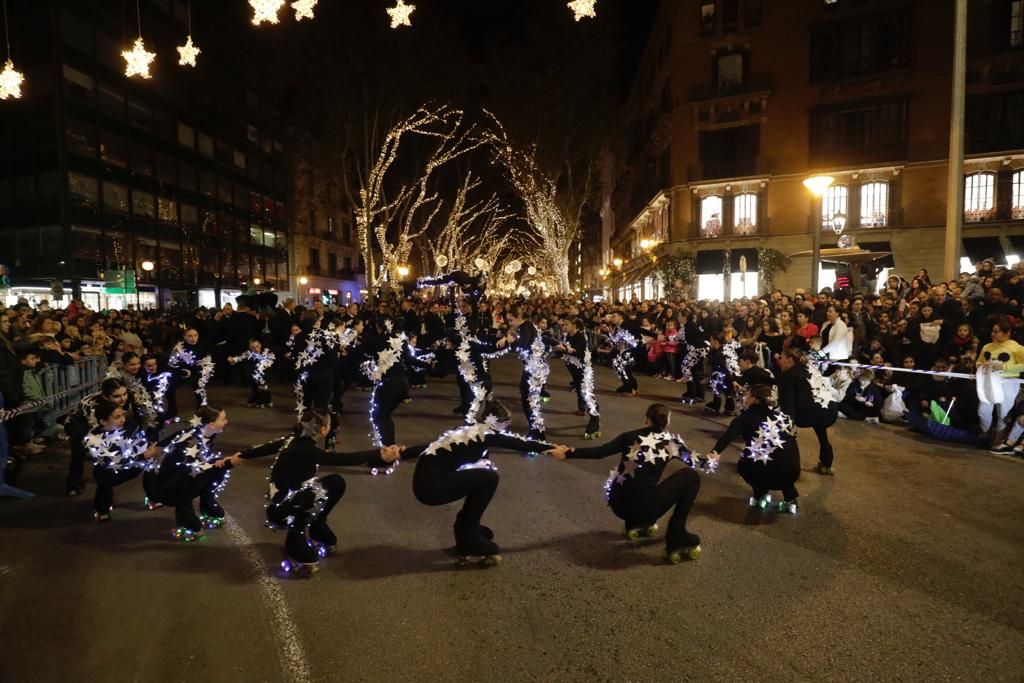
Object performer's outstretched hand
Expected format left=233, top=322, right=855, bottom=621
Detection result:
left=380, top=445, right=402, bottom=462
left=548, top=445, right=570, bottom=460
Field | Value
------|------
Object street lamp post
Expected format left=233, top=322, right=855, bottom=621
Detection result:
left=803, top=175, right=835, bottom=294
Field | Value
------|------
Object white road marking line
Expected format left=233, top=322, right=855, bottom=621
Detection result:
left=224, top=513, right=312, bottom=683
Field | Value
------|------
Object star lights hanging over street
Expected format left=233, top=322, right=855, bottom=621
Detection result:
left=291, top=0, right=317, bottom=21
left=250, top=0, right=285, bottom=25
left=567, top=0, right=597, bottom=21
left=122, top=37, right=156, bottom=79
left=177, top=35, right=200, bottom=67
left=387, top=0, right=415, bottom=29
left=0, top=58, right=23, bottom=99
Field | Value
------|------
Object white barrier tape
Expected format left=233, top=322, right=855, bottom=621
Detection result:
left=821, top=360, right=1023, bottom=383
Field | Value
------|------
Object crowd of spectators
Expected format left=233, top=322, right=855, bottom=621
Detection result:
left=2, top=257, right=1022, bottom=476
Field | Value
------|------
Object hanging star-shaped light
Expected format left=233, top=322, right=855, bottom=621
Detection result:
left=0, top=58, right=24, bottom=100
left=567, top=0, right=597, bottom=21
left=249, top=0, right=285, bottom=25
left=122, top=37, right=156, bottom=79
left=291, top=0, right=317, bottom=21
left=387, top=0, right=415, bottom=28
left=177, top=35, right=200, bottom=67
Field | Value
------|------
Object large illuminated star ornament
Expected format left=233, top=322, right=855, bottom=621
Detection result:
left=292, top=0, right=317, bottom=21
left=122, top=37, right=156, bottom=79
left=177, top=35, right=200, bottom=67
left=0, top=58, right=24, bottom=100
left=387, top=0, right=415, bottom=28
left=250, top=0, right=285, bottom=25
left=567, top=0, right=597, bottom=22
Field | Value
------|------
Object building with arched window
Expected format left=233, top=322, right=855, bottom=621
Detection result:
left=599, top=0, right=1024, bottom=302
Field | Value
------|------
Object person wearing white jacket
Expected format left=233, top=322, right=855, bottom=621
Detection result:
left=820, top=305, right=851, bottom=361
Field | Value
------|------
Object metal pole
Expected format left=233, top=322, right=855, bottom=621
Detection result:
left=811, top=197, right=821, bottom=294
left=944, top=0, right=968, bottom=281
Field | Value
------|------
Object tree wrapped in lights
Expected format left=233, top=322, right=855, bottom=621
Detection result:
left=352, top=104, right=484, bottom=292
left=484, top=113, right=592, bottom=295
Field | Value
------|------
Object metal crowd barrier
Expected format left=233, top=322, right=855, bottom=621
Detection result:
left=38, top=356, right=108, bottom=419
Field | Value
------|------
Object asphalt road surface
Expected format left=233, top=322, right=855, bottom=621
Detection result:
left=2, top=358, right=1022, bottom=682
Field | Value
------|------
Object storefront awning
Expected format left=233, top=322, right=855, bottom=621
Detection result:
left=696, top=250, right=725, bottom=274
left=618, top=258, right=658, bottom=287
left=729, top=248, right=758, bottom=271
left=962, top=236, right=1006, bottom=264
left=857, top=241, right=895, bottom=268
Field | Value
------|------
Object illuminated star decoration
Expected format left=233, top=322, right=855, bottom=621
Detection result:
left=177, top=35, right=200, bottom=67
left=122, top=37, right=156, bottom=79
left=567, top=0, right=597, bottom=22
left=291, top=0, right=317, bottom=21
left=387, top=0, right=415, bottom=28
left=0, top=58, right=24, bottom=99
left=249, top=0, right=285, bottom=25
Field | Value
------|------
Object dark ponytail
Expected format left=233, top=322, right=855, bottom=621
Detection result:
left=645, top=403, right=670, bottom=430
left=195, top=404, right=224, bottom=424
left=294, top=409, right=330, bottom=439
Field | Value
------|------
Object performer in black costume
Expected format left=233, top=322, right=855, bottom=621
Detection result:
left=228, top=337, right=276, bottom=408
left=141, top=354, right=181, bottom=424
left=449, top=308, right=513, bottom=421
left=154, top=405, right=279, bottom=540
left=401, top=401, right=568, bottom=565
left=363, top=321, right=431, bottom=447
left=679, top=314, right=709, bottom=404
left=555, top=317, right=601, bottom=439
left=167, top=327, right=216, bottom=406
left=777, top=347, right=839, bottom=476
left=292, top=315, right=342, bottom=448
left=507, top=307, right=555, bottom=441
left=707, top=384, right=801, bottom=513
left=65, top=378, right=155, bottom=498
left=85, top=401, right=162, bottom=521
left=607, top=312, right=640, bottom=396
left=222, top=410, right=401, bottom=575
left=552, top=403, right=713, bottom=564
left=705, top=331, right=741, bottom=416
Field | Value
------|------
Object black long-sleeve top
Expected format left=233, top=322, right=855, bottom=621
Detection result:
left=737, top=366, right=775, bottom=387
left=568, top=426, right=691, bottom=497
left=239, top=435, right=386, bottom=491
left=712, top=405, right=798, bottom=464
left=406, top=423, right=553, bottom=473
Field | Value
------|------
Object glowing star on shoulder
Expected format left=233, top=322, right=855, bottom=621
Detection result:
left=387, top=0, right=415, bottom=28
left=637, top=432, right=662, bottom=452
left=291, top=0, right=317, bottom=20
left=567, top=0, right=597, bottom=21
left=122, top=37, right=156, bottom=79
left=249, top=0, right=285, bottom=25
left=177, top=35, right=200, bottom=67
left=0, top=59, right=25, bottom=100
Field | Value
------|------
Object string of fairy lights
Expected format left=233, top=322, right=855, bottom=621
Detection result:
left=0, top=0, right=598, bottom=99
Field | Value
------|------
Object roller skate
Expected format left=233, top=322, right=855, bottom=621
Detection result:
left=173, top=507, right=205, bottom=541
left=280, top=532, right=319, bottom=577
left=776, top=498, right=799, bottom=515
left=144, top=496, right=163, bottom=511
left=309, top=520, right=337, bottom=556
left=454, top=521, right=501, bottom=568
left=584, top=416, right=601, bottom=441
left=704, top=397, right=722, bottom=415
left=94, top=511, right=111, bottom=523
left=665, top=530, right=702, bottom=564
left=624, top=521, right=659, bottom=541
left=748, top=491, right=772, bottom=509
left=199, top=496, right=225, bottom=529
left=370, top=459, right=399, bottom=476
left=523, top=430, right=546, bottom=457
left=540, top=390, right=551, bottom=404
left=816, top=463, right=835, bottom=476
left=172, top=526, right=204, bottom=542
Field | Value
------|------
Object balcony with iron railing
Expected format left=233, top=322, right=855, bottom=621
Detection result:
left=688, top=75, right=773, bottom=103
left=694, top=217, right=762, bottom=240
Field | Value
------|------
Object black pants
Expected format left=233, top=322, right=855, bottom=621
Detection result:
left=796, top=404, right=837, bottom=468
left=609, top=469, right=700, bottom=547
left=267, top=474, right=346, bottom=532
left=736, top=446, right=800, bottom=501
left=247, top=380, right=272, bottom=406
left=371, top=375, right=409, bottom=446
left=92, top=466, right=158, bottom=514
left=413, top=460, right=498, bottom=528
left=838, top=399, right=880, bottom=421
left=567, top=365, right=586, bottom=412
left=613, top=351, right=638, bottom=392
left=304, top=375, right=333, bottom=412
left=519, top=372, right=544, bottom=435
left=156, top=468, right=228, bottom=530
